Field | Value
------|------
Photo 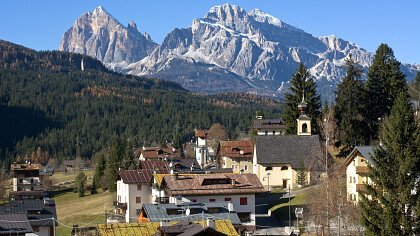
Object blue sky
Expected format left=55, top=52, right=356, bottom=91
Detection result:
left=0, top=0, right=419, bottom=64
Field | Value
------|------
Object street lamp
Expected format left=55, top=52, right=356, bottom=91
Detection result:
left=263, top=173, right=271, bottom=194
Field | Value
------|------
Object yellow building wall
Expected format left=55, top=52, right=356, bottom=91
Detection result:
left=222, top=156, right=253, bottom=173
left=255, top=163, right=310, bottom=190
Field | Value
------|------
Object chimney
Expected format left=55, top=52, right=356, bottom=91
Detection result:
left=206, top=217, right=215, bottom=228
left=227, top=202, right=234, bottom=212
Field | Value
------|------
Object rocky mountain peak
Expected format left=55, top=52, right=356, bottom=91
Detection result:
left=59, top=7, right=158, bottom=66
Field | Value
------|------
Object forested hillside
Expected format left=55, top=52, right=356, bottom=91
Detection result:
left=0, top=40, right=282, bottom=165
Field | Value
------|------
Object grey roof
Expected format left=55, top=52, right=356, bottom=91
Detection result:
left=253, top=119, right=285, bottom=130
left=0, top=214, right=33, bottom=235
left=255, top=135, right=323, bottom=169
left=345, top=146, right=376, bottom=166
left=142, top=202, right=241, bottom=224
left=0, top=199, right=57, bottom=227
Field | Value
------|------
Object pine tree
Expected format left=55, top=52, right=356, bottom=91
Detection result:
left=283, top=64, right=321, bottom=134
left=365, top=44, right=408, bottom=141
left=409, top=72, right=420, bottom=112
left=123, top=140, right=136, bottom=170
left=296, top=160, right=307, bottom=187
left=359, top=92, right=419, bottom=235
left=335, top=57, right=368, bottom=147
left=106, top=138, right=124, bottom=192
left=75, top=172, right=87, bottom=197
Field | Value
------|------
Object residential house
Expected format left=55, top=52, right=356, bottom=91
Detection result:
left=152, top=173, right=264, bottom=230
left=0, top=199, right=57, bottom=236
left=344, top=146, right=375, bottom=203
left=253, top=117, right=285, bottom=135
left=0, top=214, right=34, bottom=235
left=11, top=163, right=41, bottom=192
left=194, top=130, right=210, bottom=167
left=219, top=141, right=253, bottom=174
left=115, top=169, right=160, bottom=223
left=253, top=99, right=323, bottom=189
left=138, top=145, right=178, bottom=161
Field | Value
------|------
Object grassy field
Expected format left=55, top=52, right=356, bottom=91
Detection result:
left=50, top=169, right=95, bottom=186
left=51, top=170, right=115, bottom=236
left=269, top=190, right=308, bottom=224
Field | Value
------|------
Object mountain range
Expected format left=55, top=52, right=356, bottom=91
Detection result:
left=59, top=4, right=420, bottom=100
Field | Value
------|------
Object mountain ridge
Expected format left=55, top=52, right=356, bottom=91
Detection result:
left=59, top=5, right=420, bottom=100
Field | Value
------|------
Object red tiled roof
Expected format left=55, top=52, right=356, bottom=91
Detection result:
left=119, top=169, right=155, bottom=184
left=219, top=141, right=253, bottom=158
left=195, top=130, right=208, bottom=138
left=142, top=151, right=159, bottom=159
left=139, top=160, right=170, bottom=172
left=162, top=173, right=264, bottom=196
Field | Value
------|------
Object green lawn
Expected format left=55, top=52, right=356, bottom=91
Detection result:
left=50, top=170, right=95, bottom=186
left=269, top=191, right=308, bottom=223
left=53, top=187, right=115, bottom=236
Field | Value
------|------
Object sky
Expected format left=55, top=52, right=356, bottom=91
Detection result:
left=0, top=0, right=419, bottom=64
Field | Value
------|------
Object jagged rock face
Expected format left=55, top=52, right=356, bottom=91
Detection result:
left=60, top=4, right=419, bottom=99
left=59, top=6, right=158, bottom=65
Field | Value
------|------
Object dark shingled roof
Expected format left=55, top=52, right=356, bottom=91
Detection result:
left=255, top=135, right=323, bottom=169
left=253, top=119, right=285, bottom=130
left=0, top=214, right=33, bottom=235
left=142, top=202, right=241, bottom=224
left=0, top=199, right=57, bottom=227
left=157, top=221, right=225, bottom=236
left=119, top=169, right=155, bottom=184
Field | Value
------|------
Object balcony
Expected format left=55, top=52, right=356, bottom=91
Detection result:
left=356, top=184, right=366, bottom=192
left=355, top=166, right=368, bottom=175
left=113, top=201, right=127, bottom=210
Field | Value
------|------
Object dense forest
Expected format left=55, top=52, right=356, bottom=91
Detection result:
left=0, top=40, right=282, bottom=166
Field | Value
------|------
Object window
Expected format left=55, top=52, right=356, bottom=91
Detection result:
left=231, top=164, right=235, bottom=170
left=281, top=166, right=288, bottom=170
left=136, top=197, right=141, bottom=203
left=302, top=123, right=308, bottom=133
left=209, top=199, right=216, bottom=202
left=137, top=184, right=142, bottom=190
left=191, top=199, right=197, bottom=202
left=240, top=197, right=247, bottom=205
left=265, top=131, right=268, bottom=135
left=349, top=177, right=352, bottom=183
left=225, top=198, right=231, bottom=202
left=244, top=165, right=248, bottom=171
left=353, top=176, right=356, bottom=183
left=272, top=130, right=275, bottom=135
left=208, top=207, right=220, bottom=213
left=136, top=209, right=141, bottom=216
left=265, top=166, right=273, bottom=171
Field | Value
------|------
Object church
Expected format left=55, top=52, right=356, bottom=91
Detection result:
left=252, top=97, right=324, bottom=190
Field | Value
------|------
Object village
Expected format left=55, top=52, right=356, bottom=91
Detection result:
left=0, top=99, right=385, bottom=236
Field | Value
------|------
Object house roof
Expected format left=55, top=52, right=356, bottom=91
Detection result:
left=255, top=135, right=323, bottom=169
left=97, top=222, right=160, bottom=236
left=11, top=163, right=40, bottom=171
left=97, top=221, right=238, bottom=236
left=0, top=214, right=33, bottom=235
left=170, top=158, right=199, bottom=170
left=344, top=146, right=376, bottom=166
left=119, top=169, right=156, bottom=184
left=219, top=141, right=253, bottom=158
left=157, top=221, right=227, bottom=236
left=0, top=199, right=57, bottom=227
left=195, top=130, right=208, bottom=139
left=162, top=173, right=264, bottom=196
left=142, top=202, right=241, bottom=224
left=139, top=160, right=170, bottom=172
left=253, top=119, right=285, bottom=130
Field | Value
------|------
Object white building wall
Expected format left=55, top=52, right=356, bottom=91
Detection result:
left=169, top=194, right=256, bottom=226
left=117, top=181, right=153, bottom=223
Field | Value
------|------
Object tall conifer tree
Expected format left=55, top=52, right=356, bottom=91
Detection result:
left=365, top=44, right=407, bottom=141
left=107, top=138, right=124, bottom=192
left=335, top=57, right=368, bottom=147
left=359, top=92, right=420, bottom=235
left=283, top=64, right=321, bottom=134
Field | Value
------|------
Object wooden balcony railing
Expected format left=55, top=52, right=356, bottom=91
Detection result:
left=356, top=166, right=368, bottom=175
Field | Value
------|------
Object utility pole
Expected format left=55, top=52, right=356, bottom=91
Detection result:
left=288, top=186, right=291, bottom=227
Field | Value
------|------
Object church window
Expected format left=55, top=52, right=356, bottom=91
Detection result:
left=302, top=123, right=308, bottom=133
